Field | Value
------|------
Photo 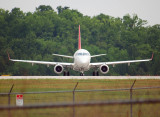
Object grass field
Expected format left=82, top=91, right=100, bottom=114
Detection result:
left=0, top=79, right=160, bottom=117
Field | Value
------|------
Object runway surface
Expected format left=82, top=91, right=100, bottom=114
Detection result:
left=0, top=76, right=160, bottom=79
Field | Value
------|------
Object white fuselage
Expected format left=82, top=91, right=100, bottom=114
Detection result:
left=73, top=49, right=91, bottom=73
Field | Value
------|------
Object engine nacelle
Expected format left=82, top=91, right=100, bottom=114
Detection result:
left=99, top=64, right=109, bottom=74
left=54, top=64, right=64, bottom=74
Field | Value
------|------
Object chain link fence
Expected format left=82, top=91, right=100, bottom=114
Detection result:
left=0, top=80, right=160, bottom=117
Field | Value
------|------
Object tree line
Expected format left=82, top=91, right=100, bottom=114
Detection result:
left=0, top=5, right=160, bottom=76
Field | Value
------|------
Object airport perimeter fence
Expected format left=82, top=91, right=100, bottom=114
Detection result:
left=0, top=80, right=160, bottom=117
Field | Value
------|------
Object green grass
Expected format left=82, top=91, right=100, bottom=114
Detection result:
left=0, top=79, right=160, bottom=117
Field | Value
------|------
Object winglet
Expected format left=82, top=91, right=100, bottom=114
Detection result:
left=7, top=51, right=10, bottom=60
left=151, top=53, right=154, bottom=60
left=78, top=25, right=81, bottom=50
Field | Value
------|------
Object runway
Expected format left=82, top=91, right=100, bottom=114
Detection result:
left=0, top=76, right=160, bottom=79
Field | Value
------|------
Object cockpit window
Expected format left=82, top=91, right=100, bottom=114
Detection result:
left=83, top=53, right=89, bottom=55
left=76, top=53, right=89, bottom=56
left=77, top=53, right=83, bottom=55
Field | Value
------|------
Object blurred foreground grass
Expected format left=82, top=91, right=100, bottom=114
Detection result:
left=0, top=79, right=160, bottom=117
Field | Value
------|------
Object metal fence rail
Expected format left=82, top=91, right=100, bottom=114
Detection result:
left=1, top=81, right=160, bottom=117
left=0, top=99, right=160, bottom=110
left=0, top=86, right=160, bottom=95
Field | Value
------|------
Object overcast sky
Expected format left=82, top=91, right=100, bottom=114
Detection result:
left=0, top=0, right=160, bottom=26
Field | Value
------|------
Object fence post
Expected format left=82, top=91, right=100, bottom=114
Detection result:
left=8, top=84, right=14, bottom=106
left=8, top=84, right=14, bottom=117
left=73, top=82, right=79, bottom=117
left=130, top=80, right=136, bottom=117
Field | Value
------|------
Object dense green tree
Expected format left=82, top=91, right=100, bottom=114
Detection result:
left=0, top=5, right=160, bottom=76
left=36, top=5, right=53, bottom=12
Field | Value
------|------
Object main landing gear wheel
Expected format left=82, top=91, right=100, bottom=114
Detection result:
left=80, top=73, right=84, bottom=76
left=93, top=71, right=99, bottom=76
left=63, top=71, right=70, bottom=76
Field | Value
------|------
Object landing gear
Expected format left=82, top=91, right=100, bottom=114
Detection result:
left=63, top=71, right=70, bottom=76
left=80, top=73, right=84, bottom=76
left=93, top=71, right=99, bottom=76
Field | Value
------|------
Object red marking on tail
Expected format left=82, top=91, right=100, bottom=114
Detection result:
left=78, top=25, right=81, bottom=50
left=7, top=51, right=10, bottom=60
left=151, top=53, right=154, bottom=60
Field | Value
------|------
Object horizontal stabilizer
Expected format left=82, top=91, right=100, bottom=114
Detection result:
left=52, top=54, right=73, bottom=58
left=91, top=54, right=106, bottom=58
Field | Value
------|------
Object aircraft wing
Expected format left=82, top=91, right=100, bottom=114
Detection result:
left=10, top=59, right=73, bottom=66
left=90, top=54, right=153, bottom=67
left=7, top=52, right=73, bottom=67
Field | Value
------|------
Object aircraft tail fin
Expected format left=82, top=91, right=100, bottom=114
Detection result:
left=78, top=25, right=81, bottom=50
left=7, top=51, right=11, bottom=60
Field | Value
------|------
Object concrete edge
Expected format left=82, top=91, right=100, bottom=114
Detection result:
left=0, top=76, right=160, bottom=79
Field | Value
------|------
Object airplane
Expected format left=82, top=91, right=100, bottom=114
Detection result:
left=7, top=25, right=154, bottom=76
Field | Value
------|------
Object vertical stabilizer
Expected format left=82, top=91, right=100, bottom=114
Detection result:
left=78, top=25, right=81, bottom=50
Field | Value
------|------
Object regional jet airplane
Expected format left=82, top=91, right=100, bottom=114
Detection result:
left=8, top=25, right=153, bottom=76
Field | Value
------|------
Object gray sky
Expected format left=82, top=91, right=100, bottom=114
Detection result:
left=0, top=0, right=160, bottom=26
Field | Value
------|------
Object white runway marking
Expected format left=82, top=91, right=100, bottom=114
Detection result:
left=0, top=76, right=160, bottom=79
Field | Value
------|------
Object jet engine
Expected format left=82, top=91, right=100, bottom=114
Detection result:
left=99, top=64, right=109, bottom=74
left=54, top=64, right=64, bottom=74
